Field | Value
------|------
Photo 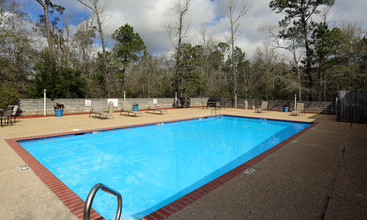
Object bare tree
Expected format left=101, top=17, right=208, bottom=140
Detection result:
left=165, top=0, right=191, bottom=97
left=198, top=25, right=218, bottom=95
left=73, top=14, right=96, bottom=78
left=77, top=0, right=112, bottom=97
left=260, top=24, right=304, bottom=101
left=319, top=5, right=332, bottom=24
left=54, top=12, right=76, bottom=67
left=226, top=0, right=249, bottom=103
left=1, top=0, right=35, bottom=95
left=317, top=5, right=332, bottom=101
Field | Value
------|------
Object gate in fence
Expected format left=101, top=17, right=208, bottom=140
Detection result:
left=337, top=90, right=367, bottom=123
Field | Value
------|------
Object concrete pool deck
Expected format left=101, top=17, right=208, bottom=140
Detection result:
left=0, top=108, right=366, bottom=219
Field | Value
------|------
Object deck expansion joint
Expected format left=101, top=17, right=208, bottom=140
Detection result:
left=319, top=122, right=352, bottom=220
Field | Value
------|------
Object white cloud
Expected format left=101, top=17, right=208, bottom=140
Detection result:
left=28, top=0, right=367, bottom=59
left=329, top=0, right=367, bottom=29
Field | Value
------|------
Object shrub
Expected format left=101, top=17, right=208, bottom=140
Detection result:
left=0, top=86, right=19, bottom=108
left=53, top=103, right=65, bottom=109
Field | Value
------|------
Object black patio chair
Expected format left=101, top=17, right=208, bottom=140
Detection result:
left=1, top=106, right=14, bottom=127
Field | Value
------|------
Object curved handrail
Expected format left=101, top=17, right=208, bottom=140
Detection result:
left=83, top=183, right=123, bottom=220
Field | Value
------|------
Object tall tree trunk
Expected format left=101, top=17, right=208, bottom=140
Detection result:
left=297, top=64, right=302, bottom=101
left=305, top=37, right=313, bottom=101
left=226, top=0, right=249, bottom=105
left=77, top=0, right=111, bottom=97
left=44, top=0, right=53, bottom=54
left=316, top=62, right=321, bottom=101
left=230, top=25, right=237, bottom=101
left=92, top=1, right=110, bottom=97
left=300, top=1, right=313, bottom=101
left=170, top=0, right=190, bottom=98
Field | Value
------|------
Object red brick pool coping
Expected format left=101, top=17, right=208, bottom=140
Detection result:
left=5, top=115, right=317, bottom=220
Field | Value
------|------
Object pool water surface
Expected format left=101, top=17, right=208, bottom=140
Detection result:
left=19, top=116, right=311, bottom=219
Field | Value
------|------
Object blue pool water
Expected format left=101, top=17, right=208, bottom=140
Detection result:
left=19, top=116, right=310, bottom=219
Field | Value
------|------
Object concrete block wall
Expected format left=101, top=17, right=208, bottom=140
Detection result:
left=19, top=98, right=105, bottom=116
left=18, top=98, right=209, bottom=116
left=236, top=99, right=336, bottom=113
left=18, top=97, right=336, bottom=116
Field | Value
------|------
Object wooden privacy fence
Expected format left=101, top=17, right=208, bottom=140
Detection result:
left=337, top=90, right=367, bottom=123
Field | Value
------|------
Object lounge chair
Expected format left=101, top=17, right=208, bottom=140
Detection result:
left=120, top=101, right=142, bottom=117
left=254, top=101, right=268, bottom=113
left=1, top=106, right=14, bottom=127
left=89, top=102, right=113, bottom=119
left=146, top=101, right=167, bottom=115
left=291, top=103, right=305, bottom=116
left=103, top=102, right=114, bottom=119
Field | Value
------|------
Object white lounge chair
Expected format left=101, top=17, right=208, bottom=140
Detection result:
left=146, top=101, right=167, bottom=115
left=89, top=102, right=113, bottom=119
left=291, top=103, right=305, bottom=116
left=254, top=101, right=268, bottom=113
left=120, top=101, right=142, bottom=117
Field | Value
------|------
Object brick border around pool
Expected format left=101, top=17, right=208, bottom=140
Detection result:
left=5, top=115, right=317, bottom=220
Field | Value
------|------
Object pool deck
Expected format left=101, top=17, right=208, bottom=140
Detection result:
left=0, top=108, right=366, bottom=219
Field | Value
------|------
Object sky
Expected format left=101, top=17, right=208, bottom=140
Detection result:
left=23, top=0, right=367, bottom=58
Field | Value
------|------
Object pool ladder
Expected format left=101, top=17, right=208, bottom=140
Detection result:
left=210, top=102, right=222, bottom=116
left=211, top=107, right=223, bottom=118
left=83, top=183, right=122, bottom=220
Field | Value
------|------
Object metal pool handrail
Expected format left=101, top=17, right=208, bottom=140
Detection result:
left=83, top=183, right=122, bottom=220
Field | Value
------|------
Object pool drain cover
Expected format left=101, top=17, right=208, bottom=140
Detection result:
left=243, top=167, right=256, bottom=174
left=18, top=165, right=30, bottom=172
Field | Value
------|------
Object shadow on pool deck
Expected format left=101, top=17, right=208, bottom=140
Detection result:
left=0, top=108, right=366, bottom=219
left=165, top=114, right=367, bottom=220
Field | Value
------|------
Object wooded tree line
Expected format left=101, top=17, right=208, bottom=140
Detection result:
left=0, top=0, right=366, bottom=107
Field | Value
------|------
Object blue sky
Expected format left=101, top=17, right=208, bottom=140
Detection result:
left=23, top=0, right=88, bottom=26
left=22, top=0, right=367, bottom=58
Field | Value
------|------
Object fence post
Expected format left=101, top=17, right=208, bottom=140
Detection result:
left=174, top=92, right=178, bottom=108
left=43, top=89, right=46, bottom=116
left=294, top=94, right=297, bottom=111
left=235, top=93, right=237, bottom=108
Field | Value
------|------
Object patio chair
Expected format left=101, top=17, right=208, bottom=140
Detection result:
left=146, top=101, right=167, bottom=115
left=291, top=103, right=305, bottom=116
left=103, top=101, right=114, bottom=119
left=1, top=106, right=14, bottom=127
left=11, top=105, right=18, bottom=123
left=254, top=101, right=268, bottom=113
left=89, top=102, right=112, bottom=119
left=120, top=101, right=142, bottom=117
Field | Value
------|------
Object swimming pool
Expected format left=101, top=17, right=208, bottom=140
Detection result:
left=18, top=116, right=311, bottom=219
